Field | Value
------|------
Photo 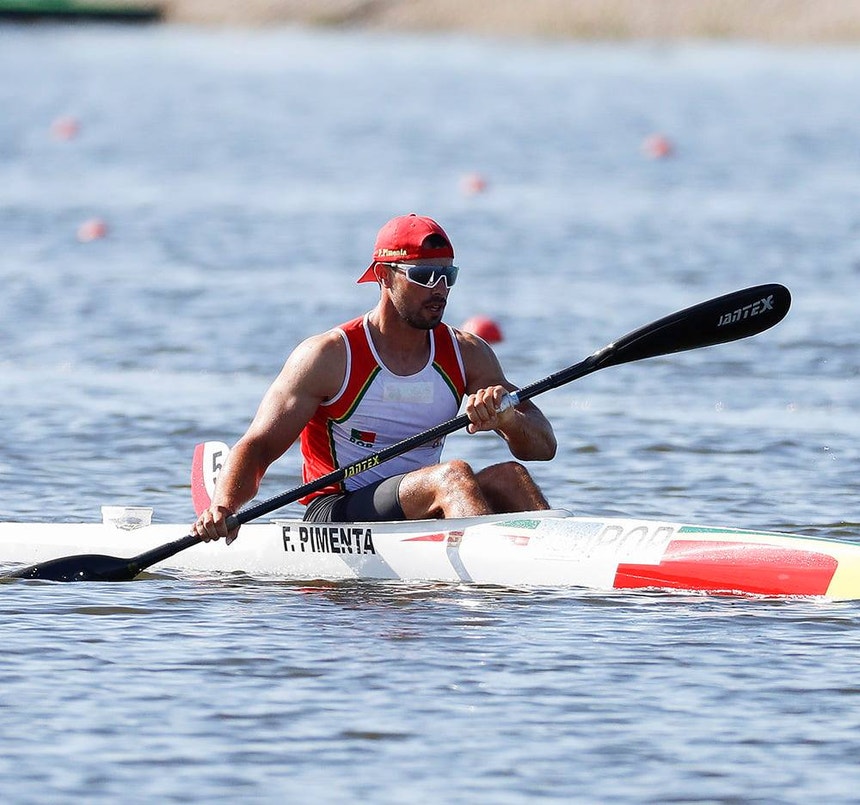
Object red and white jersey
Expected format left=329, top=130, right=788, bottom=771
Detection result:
left=299, top=314, right=467, bottom=503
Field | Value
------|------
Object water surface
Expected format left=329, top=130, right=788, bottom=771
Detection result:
left=2, top=25, right=860, bottom=803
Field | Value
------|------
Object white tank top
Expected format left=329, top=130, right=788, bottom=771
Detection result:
left=299, top=314, right=467, bottom=498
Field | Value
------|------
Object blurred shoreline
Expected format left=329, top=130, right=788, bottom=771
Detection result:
left=160, top=0, right=860, bottom=42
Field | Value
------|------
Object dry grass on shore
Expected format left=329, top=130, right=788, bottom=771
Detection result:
left=161, top=0, right=860, bottom=43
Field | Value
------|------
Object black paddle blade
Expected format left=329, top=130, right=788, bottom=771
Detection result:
left=599, top=283, right=791, bottom=368
left=515, top=284, right=791, bottom=404
left=8, top=533, right=201, bottom=583
left=10, top=554, right=140, bottom=582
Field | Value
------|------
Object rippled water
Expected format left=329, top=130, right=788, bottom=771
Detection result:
left=3, top=24, right=860, bottom=802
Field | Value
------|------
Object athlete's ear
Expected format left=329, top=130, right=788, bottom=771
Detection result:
left=376, top=263, right=392, bottom=287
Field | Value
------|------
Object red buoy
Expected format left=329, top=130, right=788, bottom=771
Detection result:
left=642, top=134, right=674, bottom=159
left=460, top=315, right=503, bottom=343
left=77, top=218, right=108, bottom=242
left=460, top=172, right=488, bottom=195
left=51, top=115, right=80, bottom=141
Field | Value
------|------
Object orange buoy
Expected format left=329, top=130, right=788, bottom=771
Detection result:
left=77, top=218, right=108, bottom=242
left=461, top=172, right=488, bottom=195
left=460, top=315, right=503, bottom=343
left=51, top=115, right=80, bottom=141
left=642, top=134, right=674, bottom=159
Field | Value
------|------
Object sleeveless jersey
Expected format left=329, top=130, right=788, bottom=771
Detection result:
left=299, top=314, right=467, bottom=503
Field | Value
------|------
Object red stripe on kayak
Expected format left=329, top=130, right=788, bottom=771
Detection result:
left=614, top=540, right=838, bottom=596
left=402, top=533, right=447, bottom=543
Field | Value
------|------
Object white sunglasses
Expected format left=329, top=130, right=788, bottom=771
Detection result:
left=381, top=262, right=459, bottom=289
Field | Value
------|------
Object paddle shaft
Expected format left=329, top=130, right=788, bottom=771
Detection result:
left=12, top=283, right=790, bottom=581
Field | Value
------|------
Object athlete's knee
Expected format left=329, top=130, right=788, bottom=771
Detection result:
left=489, top=461, right=534, bottom=483
left=431, top=460, right=492, bottom=516
left=436, top=459, right=480, bottom=490
left=477, top=461, right=549, bottom=512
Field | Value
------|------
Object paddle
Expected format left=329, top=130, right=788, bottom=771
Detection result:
left=10, top=283, right=791, bottom=582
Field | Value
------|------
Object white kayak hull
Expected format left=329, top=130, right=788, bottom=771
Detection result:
left=4, top=509, right=860, bottom=599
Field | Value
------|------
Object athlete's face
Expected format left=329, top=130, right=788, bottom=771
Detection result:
left=386, top=260, right=451, bottom=330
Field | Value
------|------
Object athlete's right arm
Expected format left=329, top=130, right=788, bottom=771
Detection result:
left=192, top=330, right=346, bottom=543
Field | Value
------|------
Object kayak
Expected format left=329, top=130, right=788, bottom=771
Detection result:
left=6, top=285, right=797, bottom=586
left=4, top=507, right=860, bottom=599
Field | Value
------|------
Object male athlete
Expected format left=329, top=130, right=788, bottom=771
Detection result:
left=193, top=214, right=556, bottom=544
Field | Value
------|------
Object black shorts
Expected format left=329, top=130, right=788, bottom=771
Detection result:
left=302, top=474, right=406, bottom=523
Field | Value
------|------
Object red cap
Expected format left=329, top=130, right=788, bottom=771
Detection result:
left=357, top=214, right=454, bottom=283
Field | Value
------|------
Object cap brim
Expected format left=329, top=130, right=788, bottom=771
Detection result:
left=356, top=263, right=378, bottom=284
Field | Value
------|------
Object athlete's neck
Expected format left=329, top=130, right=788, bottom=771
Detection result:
left=366, top=307, right=432, bottom=376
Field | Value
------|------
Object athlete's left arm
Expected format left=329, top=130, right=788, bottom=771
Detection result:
left=455, top=330, right=557, bottom=461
